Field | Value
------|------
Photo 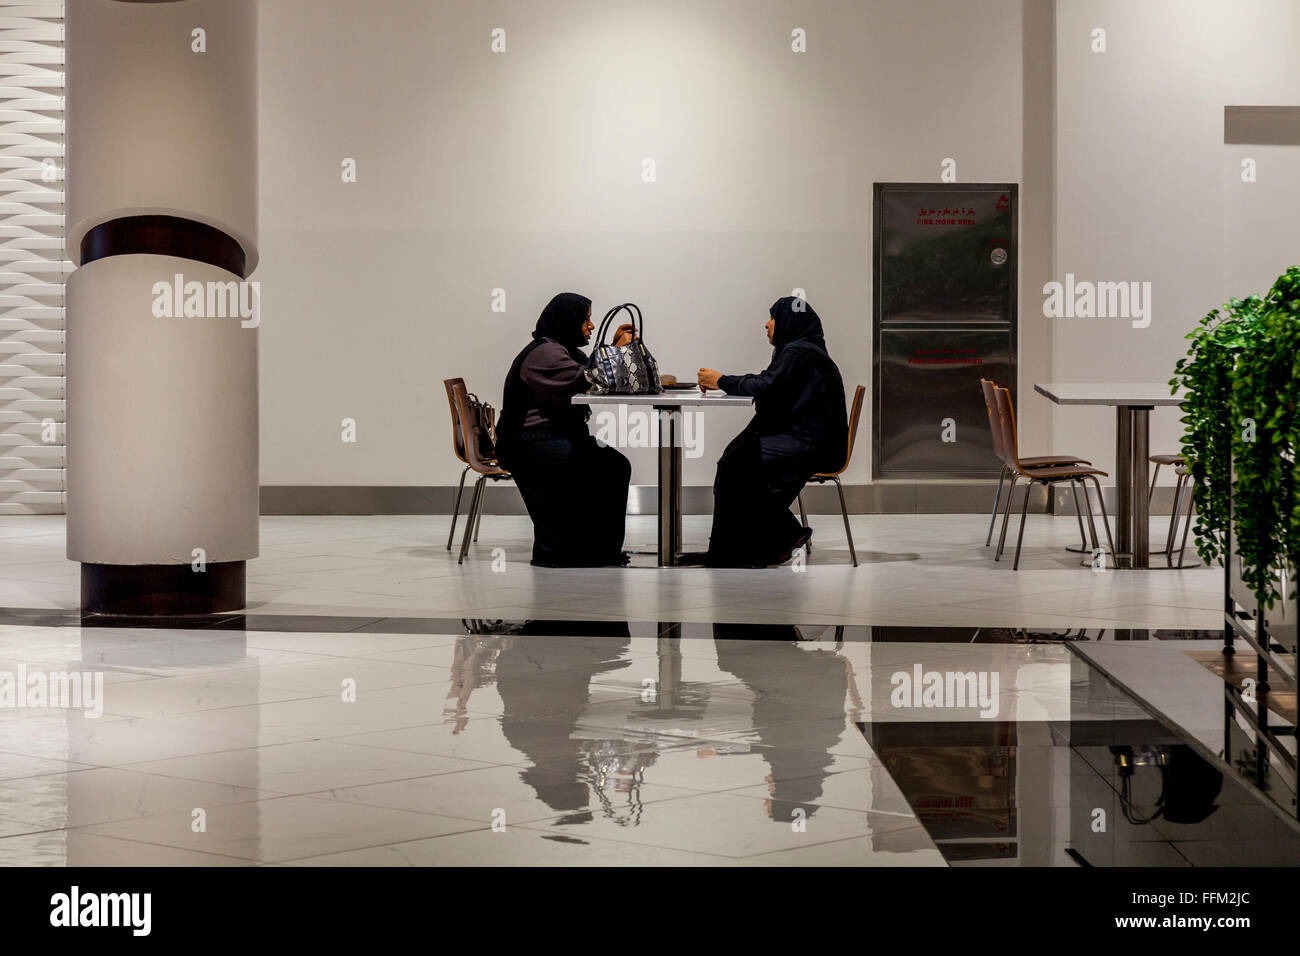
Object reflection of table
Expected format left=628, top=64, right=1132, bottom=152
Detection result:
left=573, top=392, right=754, bottom=567
left=1034, top=383, right=1184, bottom=569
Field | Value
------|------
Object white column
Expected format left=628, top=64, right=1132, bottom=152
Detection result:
left=65, top=0, right=258, bottom=613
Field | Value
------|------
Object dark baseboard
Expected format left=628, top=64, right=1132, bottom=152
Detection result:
left=80, top=561, right=246, bottom=616
left=258, top=482, right=1057, bottom=516
left=258, top=482, right=1192, bottom=516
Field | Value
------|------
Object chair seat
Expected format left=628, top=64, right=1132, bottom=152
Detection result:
left=1150, top=453, right=1185, bottom=465
left=1016, top=463, right=1107, bottom=479
left=1020, top=454, right=1092, bottom=467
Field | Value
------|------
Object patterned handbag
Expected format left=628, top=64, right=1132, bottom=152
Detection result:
left=585, top=303, right=663, bottom=395
left=465, top=392, right=497, bottom=460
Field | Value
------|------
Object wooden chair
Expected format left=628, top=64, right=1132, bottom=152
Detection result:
left=444, top=379, right=512, bottom=565
left=992, top=385, right=1115, bottom=570
left=443, top=378, right=475, bottom=550
left=796, top=385, right=865, bottom=566
left=979, top=378, right=1092, bottom=551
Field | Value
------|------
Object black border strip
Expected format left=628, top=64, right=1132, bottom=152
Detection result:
left=81, top=214, right=247, bottom=277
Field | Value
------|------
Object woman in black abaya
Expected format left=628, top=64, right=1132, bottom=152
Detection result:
left=693, top=297, right=848, bottom=567
left=495, top=293, right=636, bottom=567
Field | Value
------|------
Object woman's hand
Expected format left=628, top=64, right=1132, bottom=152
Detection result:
left=697, top=368, right=723, bottom=392
left=611, top=323, right=636, bottom=347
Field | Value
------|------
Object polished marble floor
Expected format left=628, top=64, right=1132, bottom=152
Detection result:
left=0, top=617, right=1294, bottom=866
left=0, top=514, right=1286, bottom=866
left=0, top=513, right=1222, bottom=629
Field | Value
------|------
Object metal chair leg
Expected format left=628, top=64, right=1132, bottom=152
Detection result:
left=995, top=475, right=1019, bottom=561
left=797, top=491, right=811, bottom=553
left=1148, top=463, right=1161, bottom=506
left=1068, top=479, right=1088, bottom=552
left=1012, top=480, right=1033, bottom=570
left=834, top=477, right=857, bottom=567
left=447, top=466, right=469, bottom=550
left=458, top=476, right=485, bottom=565
left=986, top=466, right=1008, bottom=547
left=1085, top=476, right=1116, bottom=560
left=1164, top=473, right=1187, bottom=559
left=1175, top=482, right=1195, bottom=568
left=473, top=485, right=484, bottom=542
left=1078, top=480, right=1100, bottom=551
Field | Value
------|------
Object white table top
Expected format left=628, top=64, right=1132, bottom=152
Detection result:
left=573, top=391, right=754, bottom=408
left=1034, top=382, right=1184, bottom=407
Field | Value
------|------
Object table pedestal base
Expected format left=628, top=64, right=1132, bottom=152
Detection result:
left=1114, top=404, right=1153, bottom=569
left=657, top=407, right=684, bottom=567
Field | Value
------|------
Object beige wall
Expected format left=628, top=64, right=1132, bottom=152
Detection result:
left=257, top=0, right=1299, bottom=495
left=1050, top=0, right=1300, bottom=480
left=257, top=0, right=1027, bottom=487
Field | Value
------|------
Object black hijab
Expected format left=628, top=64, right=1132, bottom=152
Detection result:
left=533, top=292, right=592, bottom=362
left=770, top=296, right=828, bottom=354
left=498, top=292, right=594, bottom=438
left=743, top=296, right=846, bottom=459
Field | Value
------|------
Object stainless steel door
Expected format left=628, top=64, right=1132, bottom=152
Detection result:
left=878, top=328, right=1013, bottom=475
left=873, top=183, right=1017, bottom=479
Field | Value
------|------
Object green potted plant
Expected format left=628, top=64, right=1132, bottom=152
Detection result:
left=1173, top=266, right=1300, bottom=607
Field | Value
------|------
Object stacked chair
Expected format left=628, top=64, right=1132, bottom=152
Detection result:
left=979, top=379, right=1115, bottom=570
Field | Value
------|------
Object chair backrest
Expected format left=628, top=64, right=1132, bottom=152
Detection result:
left=980, top=378, right=1006, bottom=464
left=444, top=377, right=469, bottom=466
left=843, top=385, right=866, bottom=469
left=992, top=386, right=1023, bottom=472
left=449, top=379, right=501, bottom=475
left=821, top=385, right=865, bottom=477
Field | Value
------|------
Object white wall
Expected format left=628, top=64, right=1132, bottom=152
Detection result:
left=257, top=0, right=1027, bottom=488
left=1051, top=0, right=1300, bottom=479
left=257, top=0, right=1299, bottom=496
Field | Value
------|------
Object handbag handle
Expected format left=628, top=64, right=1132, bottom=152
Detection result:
left=595, top=302, right=644, bottom=346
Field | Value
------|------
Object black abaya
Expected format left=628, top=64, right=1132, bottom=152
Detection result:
left=705, top=297, right=848, bottom=566
left=498, top=431, right=630, bottom=566
left=496, top=293, right=631, bottom=567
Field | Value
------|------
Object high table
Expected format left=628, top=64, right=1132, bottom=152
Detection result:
left=1034, top=383, right=1185, bottom=569
left=573, top=391, right=754, bottom=566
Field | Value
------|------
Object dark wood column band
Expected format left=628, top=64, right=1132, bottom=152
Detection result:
left=80, top=215, right=247, bottom=278
left=81, top=561, right=246, bottom=616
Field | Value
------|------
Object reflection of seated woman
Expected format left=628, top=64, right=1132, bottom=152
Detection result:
left=495, top=621, right=632, bottom=821
left=495, top=293, right=636, bottom=567
left=693, top=297, right=848, bottom=567
left=713, top=624, right=849, bottom=823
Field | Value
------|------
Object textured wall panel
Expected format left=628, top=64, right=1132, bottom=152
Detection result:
left=0, top=1, right=65, bottom=514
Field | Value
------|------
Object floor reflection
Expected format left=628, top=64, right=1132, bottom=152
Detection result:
left=0, top=616, right=1292, bottom=865
left=498, top=623, right=633, bottom=825
left=713, top=624, right=852, bottom=824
